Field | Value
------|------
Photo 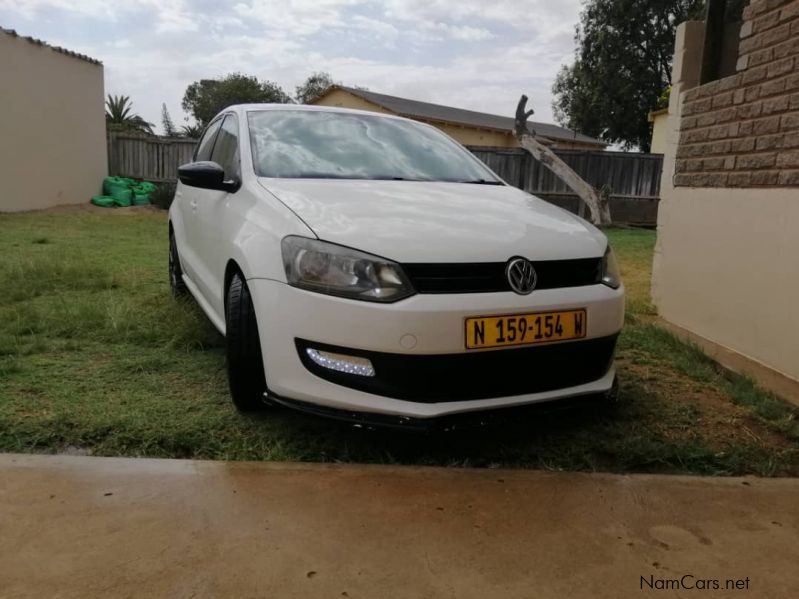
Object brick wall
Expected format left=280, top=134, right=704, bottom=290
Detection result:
left=675, top=0, right=799, bottom=187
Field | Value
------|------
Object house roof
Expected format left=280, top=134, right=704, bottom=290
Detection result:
left=0, top=26, right=102, bottom=65
left=320, top=86, right=606, bottom=148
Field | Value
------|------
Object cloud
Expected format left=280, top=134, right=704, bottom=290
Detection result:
left=350, top=15, right=400, bottom=43
left=149, top=2, right=199, bottom=33
left=0, top=0, right=583, bottom=132
left=420, top=22, right=494, bottom=42
left=382, top=0, right=580, bottom=39
left=0, top=0, right=199, bottom=32
left=0, top=0, right=116, bottom=19
left=232, top=0, right=368, bottom=36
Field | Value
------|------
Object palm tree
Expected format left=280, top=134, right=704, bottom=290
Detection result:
left=180, top=123, right=203, bottom=139
left=105, top=94, right=154, bottom=134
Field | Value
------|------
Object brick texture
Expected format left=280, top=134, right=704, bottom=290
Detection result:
left=677, top=0, right=799, bottom=187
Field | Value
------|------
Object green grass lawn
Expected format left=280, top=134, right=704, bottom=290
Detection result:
left=1, top=206, right=797, bottom=475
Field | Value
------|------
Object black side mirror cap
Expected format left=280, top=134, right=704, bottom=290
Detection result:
left=178, top=161, right=239, bottom=192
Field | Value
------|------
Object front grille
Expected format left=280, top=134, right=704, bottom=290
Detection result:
left=296, top=335, right=617, bottom=403
left=402, top=258, right=602, bottom=294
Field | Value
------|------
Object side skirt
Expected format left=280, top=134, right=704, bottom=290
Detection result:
left=182, top=273, right=226, bottom=335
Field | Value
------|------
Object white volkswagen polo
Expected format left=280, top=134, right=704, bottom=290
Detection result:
left=169, top=104, right=624, bottom=426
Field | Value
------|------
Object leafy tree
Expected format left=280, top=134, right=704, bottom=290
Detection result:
left=295, top=72, right=338, bottom=104
left=181, top=73, right=292, bottom=127
left=552, top=0, right=705, bottom=151
left=105, top=94, right=154, bottom=134
left=656, top=86, right=671, bottom=110
left=161, top=103, right=178, bottom=137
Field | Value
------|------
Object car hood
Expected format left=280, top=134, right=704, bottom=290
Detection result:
left=257, top=178, right=606, bottom=263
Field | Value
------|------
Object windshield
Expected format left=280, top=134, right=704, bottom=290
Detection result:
left=247, top=110, right=500, bottom=183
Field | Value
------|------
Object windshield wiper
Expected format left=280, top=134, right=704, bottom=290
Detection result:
left=367, top=176, right=430, bottom=182
left=461, top=179, right=504, bottom=185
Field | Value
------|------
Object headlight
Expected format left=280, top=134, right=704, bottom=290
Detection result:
left=601, top=245, right=622, bottom=289
left=281, top=236, right=415, bottom=302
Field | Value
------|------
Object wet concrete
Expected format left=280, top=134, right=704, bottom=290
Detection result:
left=1, top=454, right=797, bottom=598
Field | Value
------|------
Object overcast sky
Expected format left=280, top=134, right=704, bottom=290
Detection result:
left=0, top=0, right=583, bottom=133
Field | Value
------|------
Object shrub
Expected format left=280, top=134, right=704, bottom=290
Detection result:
left=150, top=182, right=176, bottom=210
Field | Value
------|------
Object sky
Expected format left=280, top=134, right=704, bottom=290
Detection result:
left=0, top=0, right=584, bottom=134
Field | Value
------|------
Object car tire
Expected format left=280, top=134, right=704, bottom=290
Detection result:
left=601, top=375, right=620, bottom=404
left=225, top=271, right=267, bottom=412
left=169, top=230, right=188, bottom=297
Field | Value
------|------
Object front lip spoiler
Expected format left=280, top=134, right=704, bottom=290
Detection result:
left=263, top=376, right=618, bottom=432
left=265, top=393, right=427, bottom=431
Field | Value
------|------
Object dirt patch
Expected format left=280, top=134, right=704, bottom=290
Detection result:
left=618, top=356, right=795, bottom=456
left=22, top=203, right=163, bottom=216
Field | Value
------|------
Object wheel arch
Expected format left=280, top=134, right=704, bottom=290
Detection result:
left=224, top=259, right=244, bottom=304
left=168, top=207, right=187, bottom=245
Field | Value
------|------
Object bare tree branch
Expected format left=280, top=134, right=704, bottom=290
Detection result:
left=514, top=95, right=611, bottom=226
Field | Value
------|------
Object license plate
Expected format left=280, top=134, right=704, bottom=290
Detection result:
left=465, top=309, right=587, bottom=350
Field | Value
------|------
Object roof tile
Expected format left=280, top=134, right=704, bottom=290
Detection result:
left=1, top=26, right=102, bottom=66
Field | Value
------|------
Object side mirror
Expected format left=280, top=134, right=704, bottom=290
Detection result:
left=178, top=161, right=239, bottom=192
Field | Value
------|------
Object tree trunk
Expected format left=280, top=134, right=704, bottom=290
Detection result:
left=514, top=96, right=612, bottom=226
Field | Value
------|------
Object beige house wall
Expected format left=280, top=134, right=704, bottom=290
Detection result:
left=653, top=13, right=799, bottom=386
left=312, top=89, right=599, bottom=150
left=648, top=110, right=669, bottom=154
left=551, top=140, right=607, bottom=151
left=0, top=32, right=107, bottom=212
left=313, top=89, right=395, bottom=115
left=313, top=89, right=516, bottom=147
left=423, top=121, right=517, bottom=148
left=654, top=188, right=799, bottom=380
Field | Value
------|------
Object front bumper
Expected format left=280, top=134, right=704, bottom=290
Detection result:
left=295, top=335, right=617, bottom=402
left=249, top=279, right=624, bottom=419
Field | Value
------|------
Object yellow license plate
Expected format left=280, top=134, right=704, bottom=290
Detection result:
left=465, top=309, right=587, bottom=350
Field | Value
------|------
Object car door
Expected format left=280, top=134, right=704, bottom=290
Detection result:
left=177, top=117, right=223, bottom=285
left=194, top=113, right=242, bottom=319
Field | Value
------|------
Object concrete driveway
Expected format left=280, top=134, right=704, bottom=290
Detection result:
left=1, top=454, right=797, bottom=598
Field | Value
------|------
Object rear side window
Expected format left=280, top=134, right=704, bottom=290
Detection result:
left=194, top=119, right=223, bottom=162
left=210, top=114, right=240, bottom=179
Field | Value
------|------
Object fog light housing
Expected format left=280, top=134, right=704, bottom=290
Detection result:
left=306, top=348, right=375, bottom=377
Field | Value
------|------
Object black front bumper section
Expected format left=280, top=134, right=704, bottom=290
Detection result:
left=264, top=375, right=619, bottom=432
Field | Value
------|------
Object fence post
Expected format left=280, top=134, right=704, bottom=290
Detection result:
left=518, top=150, right=527, bottom=190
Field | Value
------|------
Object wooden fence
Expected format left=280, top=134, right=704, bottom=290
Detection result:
left=107, top=133, right=197, bottom=183
left=467, top=146, right=663, bottom=226
left=106, top=134, right=662, bottom=225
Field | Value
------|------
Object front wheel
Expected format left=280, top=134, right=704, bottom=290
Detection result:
left=169, top=230, right=188, bottom=297
left=225, top=272, right=267, bottom=412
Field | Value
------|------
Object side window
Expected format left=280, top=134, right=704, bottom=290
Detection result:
left=194, top=119, right=223, bottom=162
left=210, top=114, right=240, bottom=179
